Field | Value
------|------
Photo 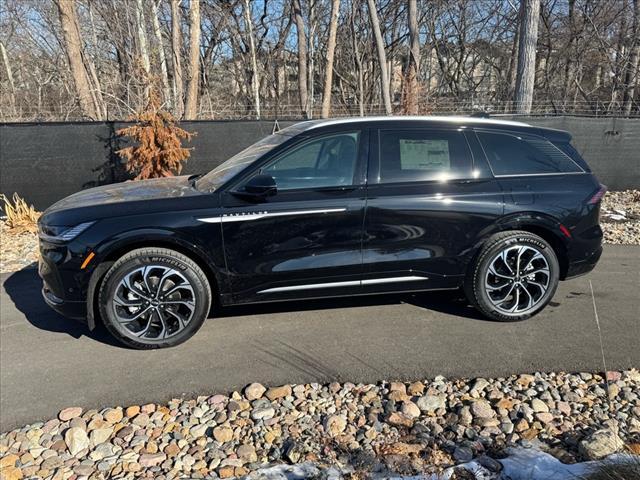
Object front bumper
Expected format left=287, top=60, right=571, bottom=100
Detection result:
left=42, top=285, right=87, bottom=320
left=38, top=239, right=92, bottom=322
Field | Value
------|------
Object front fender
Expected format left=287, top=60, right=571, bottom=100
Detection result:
left=85, top=228, right=225, bottom=329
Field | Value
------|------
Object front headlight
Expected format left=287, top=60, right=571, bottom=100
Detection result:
left=39, top=222, right=95, bottom=242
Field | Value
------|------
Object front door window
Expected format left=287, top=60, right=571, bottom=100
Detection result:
left=261, top=132, right=359, bottom=190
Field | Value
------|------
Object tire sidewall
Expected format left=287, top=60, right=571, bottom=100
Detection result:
left=99, top=250, right=210, bottom=349
left=474, top=234, right=559, bottom=321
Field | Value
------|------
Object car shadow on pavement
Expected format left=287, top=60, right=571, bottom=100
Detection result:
left=3, top=269, right=488, bottom=348
left=2, top=268, right=122, bottom=347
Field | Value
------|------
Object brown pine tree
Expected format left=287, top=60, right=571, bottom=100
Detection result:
left=116, top=86, right=195, bottom=180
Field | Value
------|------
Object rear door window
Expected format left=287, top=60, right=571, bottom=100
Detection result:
left=476, top=131, right=584, bottom=176
left=377, top=129, right=473, bottom=183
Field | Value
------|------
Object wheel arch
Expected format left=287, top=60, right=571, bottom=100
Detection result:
left=468, top=213, right=570, bottom=280
left=86, top=234, right=223, bottom=330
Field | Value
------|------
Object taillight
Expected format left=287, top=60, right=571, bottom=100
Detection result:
left=588, top=184, right=607, bottom=204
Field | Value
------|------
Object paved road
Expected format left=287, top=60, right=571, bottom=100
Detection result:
left=1, top=245, right=638, bottom=431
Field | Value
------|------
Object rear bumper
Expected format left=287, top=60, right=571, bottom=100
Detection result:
left=565, top=245, right=602, bottom=279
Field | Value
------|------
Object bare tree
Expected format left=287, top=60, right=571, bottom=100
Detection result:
left=243, top=0, right=260, bottom=119
left=321, top=0, right=340, bottom=118
left=514, top=0, right=541, bottom=114
left=184, top=0, right=201, bottom=119
left=55, top=0, right=103, bottom=120
left=623, top=0, right=639, bottom=115
left=403, top=0, right=420, bottom=115
left=367, top=0, right=392, bottom=115
left=0, top=40, right=15, bottom=113
left=2, top=0, right=638, bottom=121
left=292, top=0, right=309, bottom=118
left=171, top=0, right=184, bottom=118
left=135, top=0, right=151, bottom=75
left=151, top=0, right=172, bottom=107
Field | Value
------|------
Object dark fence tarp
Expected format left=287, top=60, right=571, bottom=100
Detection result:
left=0, top=117, right=638, bottom=210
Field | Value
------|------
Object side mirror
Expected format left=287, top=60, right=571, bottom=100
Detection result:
left=233, top=174, right=277, bottom=201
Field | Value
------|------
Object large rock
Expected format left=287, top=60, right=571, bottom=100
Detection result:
left=265, top=385, right=292, bottom=401
left=244, top=383, right=266, bottom=401
left=324, top=415, right=347, bottom=436
left=213, top=426, right=234, bottom=443
left=59, top=407, right=83, bottom=421
left=416, top=395, right=446, bottom=413
left=579, top=429, right=623, bottom=460
left=102, top=408, right=123, bottom=424
left=401, top=401, right=421, bottom=419
left=531, top=398, right=549, bottom=413
left=65, top=427, right=90, bottom=456
left=139, top=453, right=166, bottom=467
left=236, top=444, right=257, bottom=463
left=470, top=400, right=495, bottom=419
left=89, top=427, right=113, bottom=447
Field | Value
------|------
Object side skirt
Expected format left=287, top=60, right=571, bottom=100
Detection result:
left=218, top=285, right=462, bottom=307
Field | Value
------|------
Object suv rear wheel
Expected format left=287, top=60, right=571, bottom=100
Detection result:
left=98, top=247, right=212, bottom=349
left=465, top=231, right=560, bottom=321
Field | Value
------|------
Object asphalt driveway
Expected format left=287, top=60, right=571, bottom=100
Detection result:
left=1, top=245, right=638, bottom=432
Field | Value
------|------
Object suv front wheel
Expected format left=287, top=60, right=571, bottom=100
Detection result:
left=98, top=247, right=212, bottom=349
left=465, top=231, right=560, bottom=321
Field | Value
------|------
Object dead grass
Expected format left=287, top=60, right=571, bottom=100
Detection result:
left=582, top=452, right=640, bottom=480
left=0, top=193, right=40, bottom=233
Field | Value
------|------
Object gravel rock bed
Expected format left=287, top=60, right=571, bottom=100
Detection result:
left=1, top=370, right=638, bottom=479
left=601, top=190, right=640, bottom=245
left=0, top=221, right=39, bottom=273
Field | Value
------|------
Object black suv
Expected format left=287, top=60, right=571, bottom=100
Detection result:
left=38, top=117, right=605, bottom=349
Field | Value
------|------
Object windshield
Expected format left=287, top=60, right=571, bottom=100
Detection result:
left=196, top=124, right=308, bottom=192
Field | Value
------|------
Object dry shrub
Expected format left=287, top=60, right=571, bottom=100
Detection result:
left=1, top=193, right=40, bottom=233
left=117, top=85, right=195, bottom=180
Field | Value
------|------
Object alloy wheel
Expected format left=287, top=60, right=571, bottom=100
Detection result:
left=111, top=265, right=196, bottom=342
left=484, top=245, right=550, bottom=314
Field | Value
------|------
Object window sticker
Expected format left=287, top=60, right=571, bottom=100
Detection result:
left=399, top=139, right=450, bottom=170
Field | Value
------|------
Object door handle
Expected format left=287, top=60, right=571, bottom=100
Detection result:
left=320, top=186, right=358, bottom=193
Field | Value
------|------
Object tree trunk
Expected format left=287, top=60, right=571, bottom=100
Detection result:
left=404, top=0, right=420, bottom=115
left=243, top=0, right=260, bottom=119
left=293, top=0, right=309, bottom=118
left=184, top=0, right=201, bottom=119
left=561, top=0, right=575, bottom=107
left=321, top=0, right=340, bottom=118
left=171, top=0, right=184, bottom=118
left=514, top=0, right=540, bottom=114
left=0, top=40, right=16, bottom=114
left=623, top=0, right=639, bottom=115
left=151, top=0, right=172, bottom=108
left=135, top=0, right=151, bottom=75
left=367, top=0, right=392, bottom=115
left=55, top=0, right=103, bottom=120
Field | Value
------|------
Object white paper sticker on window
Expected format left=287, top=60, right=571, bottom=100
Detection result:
left=399, top=139, right=450, bottom=170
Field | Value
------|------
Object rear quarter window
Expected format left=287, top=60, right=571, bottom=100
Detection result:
left=476, top=131, right=584, bottom=176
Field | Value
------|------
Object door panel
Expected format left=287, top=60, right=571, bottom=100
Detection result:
left=221, top=191, right=365, bottom=302
left=363, top=128, right=504, bottom=292
left=219, top=129, right=369, bottom=303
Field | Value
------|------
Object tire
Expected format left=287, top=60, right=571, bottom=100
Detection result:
left=98, top=247, right=212, bottom=349
left=464, top=230, right=560, bottom=322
